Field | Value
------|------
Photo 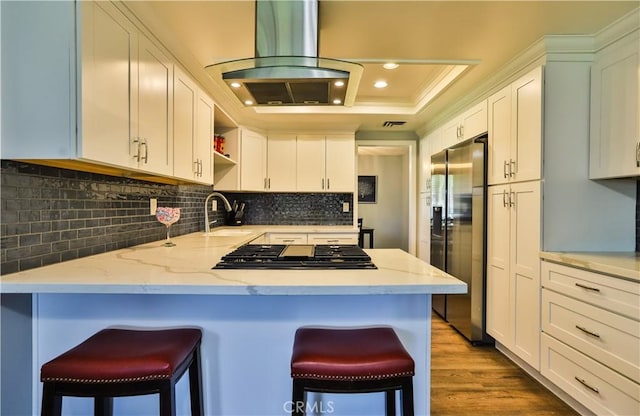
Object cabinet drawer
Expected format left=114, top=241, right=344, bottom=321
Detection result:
left=542, top=289, right=639, bottom=382
left=541, top=261, right=639, bottom=319
left=541, top=334, right=640, bottom=416
left=307, top=234, right=358, bottom=245
left=267, top=233, right=308, bottom=244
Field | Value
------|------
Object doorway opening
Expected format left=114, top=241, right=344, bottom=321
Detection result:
left=356, top=140, right=417, bottom=254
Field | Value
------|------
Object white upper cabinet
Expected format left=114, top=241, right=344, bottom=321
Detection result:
left=135, top=34, right=173, bottom=175
left=488, top=67, right=543, bottom=185
left=590, top=32, right=640, bottom=179
left=441, top=100, right=488, bottom=149
left=296, top=134, right=326, bottom=191
left=240, top=129, right=268, bottom=191
left=173, top=67, right=197, bottom=180
left=195, top=90, right=214, bottom=184
left=80, top=1, right=137, bottom=168
left=82, top=2, right=173, bottom=175
left=296, top=134, right=355, bottom=192
left=1, top=1, right=176, bottom=178
left=266, top=134, right=297, bottom=191
left=325, top=134, right=356, bottom=192
left=173, top=66, right=215, bottom=183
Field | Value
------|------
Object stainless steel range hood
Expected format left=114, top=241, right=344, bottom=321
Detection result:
left=206, top=0, right=362, bottom=107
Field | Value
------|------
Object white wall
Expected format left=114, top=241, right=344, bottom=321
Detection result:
left=358, top=154, right=409, bottom=250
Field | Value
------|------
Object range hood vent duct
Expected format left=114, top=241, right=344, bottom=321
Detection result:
left=206, top=0, right=362, bottom=107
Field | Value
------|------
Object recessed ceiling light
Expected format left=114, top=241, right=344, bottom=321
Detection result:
left=374, top=80, right=388, bottom=89
left=383, top=63, right=399, bottom=70
left=333, top=99, right=342, bottom=105
left=230, top=82, right=242, bottom=88
left=334, top=81, right=345, bottom=87
left=244, top=100, right=253, bottom=105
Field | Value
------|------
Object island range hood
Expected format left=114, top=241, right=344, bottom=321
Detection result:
left=206, top=0, right=363, bottom=106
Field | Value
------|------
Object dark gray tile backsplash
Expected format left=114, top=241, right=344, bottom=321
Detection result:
left=0, top=161, right=354, bottom=274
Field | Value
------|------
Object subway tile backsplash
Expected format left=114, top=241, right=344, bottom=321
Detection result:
left=0, top=161, right=354, bottom=274
left=222, top=192, right=353, bottom=226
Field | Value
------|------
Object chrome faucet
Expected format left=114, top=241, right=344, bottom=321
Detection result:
left=204, top=192, right=232, bottom=233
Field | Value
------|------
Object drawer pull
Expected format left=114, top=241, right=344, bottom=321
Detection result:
left=575, top=325, right=600, bottom=339
left=574, top=376, right=599, bottom=394
left=575, top=283, right=600, bottom=292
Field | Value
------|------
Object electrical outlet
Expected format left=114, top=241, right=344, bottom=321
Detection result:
left=212, top=200, right=218, bottom=211
left=342, top=202, right=349, bottom=212
left=150, top=198, right=157, bottom=215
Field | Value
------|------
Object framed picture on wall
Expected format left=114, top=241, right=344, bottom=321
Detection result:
left=358, top=175, right=377, bottom=203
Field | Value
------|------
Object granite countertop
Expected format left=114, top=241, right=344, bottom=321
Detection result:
left=540, top=251, right=640, bottom=282
left=0, top=227, right=467, bottom=296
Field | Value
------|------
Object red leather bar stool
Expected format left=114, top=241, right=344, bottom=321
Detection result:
left=290, top=327, right=415, bottom=416
left=40, top=327, right=204, bottom=416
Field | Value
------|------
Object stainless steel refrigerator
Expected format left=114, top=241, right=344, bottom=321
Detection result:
left=430, top=135, right=492, bottom=344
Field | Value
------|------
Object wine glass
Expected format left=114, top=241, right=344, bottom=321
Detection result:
left=155, top=207, right=181, bottom=247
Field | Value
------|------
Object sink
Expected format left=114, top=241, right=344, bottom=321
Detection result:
left=205, top=229, right=254, bottom=237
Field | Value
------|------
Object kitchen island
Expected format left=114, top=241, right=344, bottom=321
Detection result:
left=1, top=229, right=466, bottom=415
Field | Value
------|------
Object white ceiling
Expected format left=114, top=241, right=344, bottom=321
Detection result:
left=125, top=1, right=638, bottom=136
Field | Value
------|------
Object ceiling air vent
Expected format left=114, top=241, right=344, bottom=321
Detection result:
left=382, top=121, right=407, bottom=127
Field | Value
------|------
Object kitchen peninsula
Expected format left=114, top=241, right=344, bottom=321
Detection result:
left=1, top=228, right=466, bottom=415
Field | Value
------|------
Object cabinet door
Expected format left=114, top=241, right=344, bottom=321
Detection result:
left=267, top=134, right=297, bottom=191
left=462, top=100, right=488, bottom=140
left=511, top=67, right=542, bottom=183
left=441, top=117, right=461, bottom=149
left=487, top=85, right=511, bottom=185
left=325, top=134, right=355, bottom=192
left=297, top=135, right=326, bottom=191
left=590, top=36, right=640, bottom=179
left=510, top=180, right=541, bottom=369
left=137, top=34, right=173, bottom=175
left=80, top=1, right=137, bottom=167
left=240, top=129, right=267, bottom=191
left=486, top=184, right=512, bottom=345
left=195, top=91, right=214, bottom=184
left=173, top=67, right=197, bottom=180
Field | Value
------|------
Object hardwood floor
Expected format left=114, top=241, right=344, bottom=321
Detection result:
left=430, top=313, right=579, bottom=416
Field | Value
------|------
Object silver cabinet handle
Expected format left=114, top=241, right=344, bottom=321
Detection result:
left=268, top=178, right=271, bottom=189
left=502, top=190, right=508, bottom=207
left=327, top=178, right=330, bottom=189
left=509, top=191, right=515, bottom=207
left=574, top=376, right=599, bottom=394
left=194, top=160, right=199, bottom=175
left=459, top=125, right=464, bottom=138
left=575, top=282, right=600, bottom=292
left=503, top=160, right=509, bottom=178
left=264, top=178, right=267, bottom=190
left=140, top=139, right=148, bottom=163
left=509, top=159, right=516, bottom=177
left=282, top=239, right=295, bottom=243
left=575, top=325, right=600, bottom=339
left=198, top=160, right=203, bottom=176
left=322, top=178, right=325, bottom=189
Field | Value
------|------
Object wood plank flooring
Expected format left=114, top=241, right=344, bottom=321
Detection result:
left=430, top=313, right=579, bottom=416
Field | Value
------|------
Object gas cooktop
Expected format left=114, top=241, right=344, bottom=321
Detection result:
left=213, top=244, right=377, bottom=269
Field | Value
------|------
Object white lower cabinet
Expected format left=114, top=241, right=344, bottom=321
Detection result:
left=267, top=233, right=308, bottom=245
left=541, top=334, right=639, bottom=416
left=541, top=261, right=640, bottom=416
left=486, top=180, right=541, bottom=369
left=267, top=233, right=358, bottom=245
left=307, top=234, right=358, bottom=245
